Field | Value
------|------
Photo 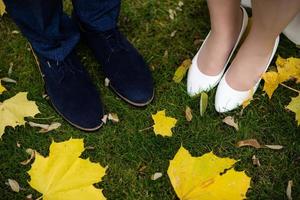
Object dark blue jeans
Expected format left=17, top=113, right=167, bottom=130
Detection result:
left=3, top=0, right=121, bottom=61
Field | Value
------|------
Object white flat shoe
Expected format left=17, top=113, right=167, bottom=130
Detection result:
left=215, top=36, right=280, bottom=113
left=187, top=6, right=249, bottom=96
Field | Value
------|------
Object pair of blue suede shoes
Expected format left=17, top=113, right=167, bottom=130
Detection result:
left=34, top=23, right=154, bottom=131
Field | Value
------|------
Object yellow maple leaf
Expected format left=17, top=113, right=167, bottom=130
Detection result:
left=152, top=110, right=177, bottom=137
left=286, top=94, right=300, bottom=126
left=168, top=146, right=251, bottom=200
left=262, top=71, right=280, bottom=99
left=173, top=59, right=192, bottom=83
left=0, top=92, right=40, bottom=138
left=0, top=80, right=6, bottom=94
left=28, top=138, right=107, bottom=200
left=277, top=56, right=300, bottom=83
left=0, top=0, right=5, bottom=16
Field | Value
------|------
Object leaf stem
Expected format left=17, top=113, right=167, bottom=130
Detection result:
left=139, top=126, right=153, bottom=132
left=36, top=196, right=43, bottom=200
left=280, top=83, right=300, bottom=93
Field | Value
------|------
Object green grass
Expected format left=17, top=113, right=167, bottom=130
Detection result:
left=1, top=0, right=300, bottom=199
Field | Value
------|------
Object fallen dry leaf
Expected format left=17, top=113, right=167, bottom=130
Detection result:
left=200, top=92, right=208, bottom=116
left=101, top=114, right=108, bottom=124
left=168, top=9, right=176, bottom=20
left=28, top=121, right=61, bottom=133
left=286, top=180, right=293, bottom=200
left=170, top=30, right=177, bottom=38
left=26, top=194, right=33, bottom=200
left=237, top=139, right=261, bottom=149
left=151, top=172, right=163, bottom=181
left=108, top=113, right=119, bottom=123
left=264, top=145, right=283, bottom=150
left=0, top=92, right=40, bottom=138
left=1, top=77, right=17, bottom=84
left=20, top=148, right=35, bottom=165
left=185, top=106, right=193, bottom=122
left=223, top=116, right=239, bottom=131
left=7, top=179, right=20, bottom=192
left=168, top=146, right=251, bottom=200
left=237, top=139, right=283, bottom=150
left=16, top=141, right=21, bottom=148
left=173, top=59, right=192, bottom=83
left=28, top=138, right=107, bottom=200
left=152, top=110, right=177, bottom=137
left=252, top=155, right=261, bottom=167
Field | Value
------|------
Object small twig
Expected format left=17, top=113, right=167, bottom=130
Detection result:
left=280, top=83, right=300, bottom=93
left=139, top=126, right=153, bottom=132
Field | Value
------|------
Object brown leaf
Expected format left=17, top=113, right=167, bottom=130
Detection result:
left=7, top=179, right=20, bottom=192
left=108, top=113, right=119, bottom=123
left=185, top=106, right=193, bottom=122
left=252, top=155, right=261, bottom=167
left=286, top=180, right=293, bottom=200
left=20, top=148, right=35, bottom=165
left=223, top=116, right=239, bottom=131
left=28, top=121, right=61, bottom=133
left=237, top=139, right=261, bottom=149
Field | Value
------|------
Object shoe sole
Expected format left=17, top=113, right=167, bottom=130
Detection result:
left=29, top=44, right=103, bottom=132
left=108, top=81, right=155, bottom=107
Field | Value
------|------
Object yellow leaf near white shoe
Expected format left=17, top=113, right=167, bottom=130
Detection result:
left=286, top=94, right=300, bottom=126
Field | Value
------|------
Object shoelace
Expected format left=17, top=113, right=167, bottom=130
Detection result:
left=104, top=29, right=129, bottom=63
left=46, top=56, right=82, bottom=83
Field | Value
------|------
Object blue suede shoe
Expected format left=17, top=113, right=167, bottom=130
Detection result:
left=79, top=26, right=154, bottom=106
left=32, top=49, right=104, bottom=131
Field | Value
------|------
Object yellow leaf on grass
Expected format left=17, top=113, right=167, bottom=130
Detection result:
left=242, top=89, right=254, bottom=109
left=152, top=110, right=177, bottom=137
left=168, top=146, right=251, bottom=200
left=173, top=59, right=192, bottom=83
left=0, top=92, right=40, bottom=138
left=28, top=138, right=107, bottom=200
left=286, top=94, right=300, bottom=126
left=0, top=0, right=5, bottom=16
left=263, top=56, right=300, bottom=99
left=277, top=56, right=300, bottom=83
left=262, top=71, right=280, bottom=99
left=0, top=80, right=6, bottom=94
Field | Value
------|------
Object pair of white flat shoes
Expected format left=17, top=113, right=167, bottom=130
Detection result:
left=187, top=6, right=280, bottom=113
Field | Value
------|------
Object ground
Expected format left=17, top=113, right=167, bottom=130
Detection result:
left=0, top=0, right=300, bottom=199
